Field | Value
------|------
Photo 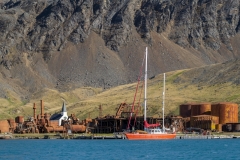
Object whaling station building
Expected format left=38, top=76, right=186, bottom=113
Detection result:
left=0, top=101, right=239, bottom=134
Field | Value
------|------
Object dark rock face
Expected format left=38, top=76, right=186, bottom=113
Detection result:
left=135, top=0, right=240, bottom=50
left=1, top=0, right=239, bottom=60
left=0, top=0, right=240, bottom=98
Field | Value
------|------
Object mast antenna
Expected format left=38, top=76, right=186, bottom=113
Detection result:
left=144, top=47, right=148, bottom=131
left=162, top=73, right=165, bottom=133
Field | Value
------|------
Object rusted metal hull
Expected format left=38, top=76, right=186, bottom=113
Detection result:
left=125, top=133, right=176, bottom=140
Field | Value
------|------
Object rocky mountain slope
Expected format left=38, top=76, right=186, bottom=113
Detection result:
left=0, top=0, right=240, bottom=102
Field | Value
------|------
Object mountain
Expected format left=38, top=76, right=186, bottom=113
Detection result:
left=0, top=0, right=240, bottom=105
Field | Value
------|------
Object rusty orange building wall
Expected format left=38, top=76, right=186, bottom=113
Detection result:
left=179, top=104, right=192, bottom=118
left=0, top=120, right=10, bottom=133
left=190, top=115, right=219, bottom=124
left=190, top=115, right=219, bottom=130
left=211, top=102, right=238, bottom=124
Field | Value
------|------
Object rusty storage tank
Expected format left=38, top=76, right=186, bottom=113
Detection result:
left=215, top=124, right=222, bottom=132
left=0, top=120, right=10, bottom=133
left=15, top=116, right=24, bottom=123
left=179, top=104, right=192, bottom=118
left=190, top=103, right=211, bottom=116
left=191, top=104, right=201, bottom=116
left=71, top=125, right=86, bottom=133
left=211, top=103, right=219, bottom=117
left=199, top=103, right=211, bottom=115
left=211, top=102, right=238, bottom=124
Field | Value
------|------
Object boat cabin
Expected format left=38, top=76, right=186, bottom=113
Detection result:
left=148, top=128, right=164, bottom=134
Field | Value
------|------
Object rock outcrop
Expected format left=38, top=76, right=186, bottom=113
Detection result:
left=0, top=0, right=240, bottom=99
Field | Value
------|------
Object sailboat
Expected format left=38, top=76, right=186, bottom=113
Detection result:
left=124, top=47, right=176, bottom=140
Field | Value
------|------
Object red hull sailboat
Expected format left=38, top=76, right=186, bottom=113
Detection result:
left=125, top=47, right=176, bottom=140
left=125, top=121, right=176, bottom=140
left=125, top=132, right=176, bottom=140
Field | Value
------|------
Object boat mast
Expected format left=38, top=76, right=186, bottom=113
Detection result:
left=162, top=73, right=165, bottom=132
left=144, top=47, right=148, bottom=131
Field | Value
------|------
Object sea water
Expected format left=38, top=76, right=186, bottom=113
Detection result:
left=0, top=139, right=240, bottom=160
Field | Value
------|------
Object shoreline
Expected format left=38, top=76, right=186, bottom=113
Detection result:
left=1, top=132, right=240, bottom=140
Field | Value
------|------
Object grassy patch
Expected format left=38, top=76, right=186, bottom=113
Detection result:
left=167, top=70, right=185, bottom=83
left=226, top=94, right=240, bottom=102
left=1, top=71, right=240, bottom=120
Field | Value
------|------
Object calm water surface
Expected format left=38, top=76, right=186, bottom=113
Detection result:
left=0, top=139, right=240, bottom=160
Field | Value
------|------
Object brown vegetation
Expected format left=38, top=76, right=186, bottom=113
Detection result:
left=1, top=59, right=240, bottom=120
